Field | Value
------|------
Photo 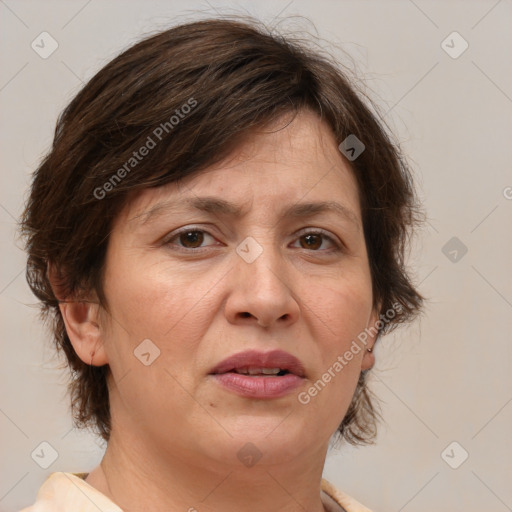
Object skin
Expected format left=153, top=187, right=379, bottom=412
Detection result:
left=58, top=109, right=379, bottom=512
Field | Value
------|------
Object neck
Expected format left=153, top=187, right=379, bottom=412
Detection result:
left=86, top=428, right=329, bottom=512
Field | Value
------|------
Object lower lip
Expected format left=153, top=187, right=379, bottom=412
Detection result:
left=211, top=372, right=304, bottom=398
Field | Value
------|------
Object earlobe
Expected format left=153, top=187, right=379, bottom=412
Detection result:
left=59, top=300, right=108, bottom=366
left=360, top=307, right=380, bottom=371
left=361, top=346, right=375, bottom=371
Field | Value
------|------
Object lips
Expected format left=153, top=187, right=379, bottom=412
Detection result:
left=210, top=349, right=306, bottom=377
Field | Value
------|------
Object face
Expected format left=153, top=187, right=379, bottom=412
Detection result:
left=96, top=109, right=378, bottom=468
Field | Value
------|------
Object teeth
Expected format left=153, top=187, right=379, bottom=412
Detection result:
left=260, top=367, right=281, bottom=375
left=234, top=367, right=282, bottom=375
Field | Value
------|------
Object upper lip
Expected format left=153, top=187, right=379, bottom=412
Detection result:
left=210, top=349, right=306, bottom=377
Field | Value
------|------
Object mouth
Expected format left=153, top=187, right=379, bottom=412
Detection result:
left=209, top=349, right=306, bottom=377
left=209, top=350, right=306, bottom=399
left=226, top=367, right=291, bottom=376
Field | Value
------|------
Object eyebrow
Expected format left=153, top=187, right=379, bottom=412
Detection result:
left=133, top=196, right=360, bottom=231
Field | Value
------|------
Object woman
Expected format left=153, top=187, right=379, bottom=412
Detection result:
left=20, top=17, right=422, bottom=512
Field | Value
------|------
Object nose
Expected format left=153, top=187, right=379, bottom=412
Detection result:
left=224, top=241, right=300, bottom=328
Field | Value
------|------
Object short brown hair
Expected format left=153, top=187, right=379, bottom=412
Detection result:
left=20, top=17, right=422, bottom=445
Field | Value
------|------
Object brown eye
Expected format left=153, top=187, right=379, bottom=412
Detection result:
left=178, top=231, right=204, bottom=248
left=300, top=233, right=323, bottom=250
left=292, top=230, right=340, bottom=252
left=165, top=228, right=219, bottom=252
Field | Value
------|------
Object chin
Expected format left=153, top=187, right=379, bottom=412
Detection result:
left=206, top=420, right=322, bottom=465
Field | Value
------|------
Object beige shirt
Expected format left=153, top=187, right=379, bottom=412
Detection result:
left=20, top=472, right=373, bottom=512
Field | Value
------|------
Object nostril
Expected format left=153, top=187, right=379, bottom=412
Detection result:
left=240, top=312, right=251, bottom=318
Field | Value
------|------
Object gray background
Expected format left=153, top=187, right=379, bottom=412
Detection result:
left=1, top=0, right=511, bottom=510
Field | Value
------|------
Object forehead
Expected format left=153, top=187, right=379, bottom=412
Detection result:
left=119, top=110, right=362, bottom=228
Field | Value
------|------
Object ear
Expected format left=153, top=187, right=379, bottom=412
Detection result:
left=59, top=300, right=108, bottom=366
left=360, top=306, right=380, bottom=371
left=48, top=263, right=108, bottom=367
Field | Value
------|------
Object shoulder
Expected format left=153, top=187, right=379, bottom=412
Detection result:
left=321, top=478, right=374, bottom=512
left=19, top=472, right=122, bottom=512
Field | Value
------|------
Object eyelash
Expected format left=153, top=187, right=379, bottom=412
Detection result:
left=163, top=226, right=343, bottom=253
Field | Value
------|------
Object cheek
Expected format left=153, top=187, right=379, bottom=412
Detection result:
left=105, top=250, right=185, bottom=333
left=299, top=273, right=372, bottom=417
left=100, top=251, right=222, bottom=426
left=308, top=273, right=373, bottom=353
left=101, top=249, right=225, bottom=373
